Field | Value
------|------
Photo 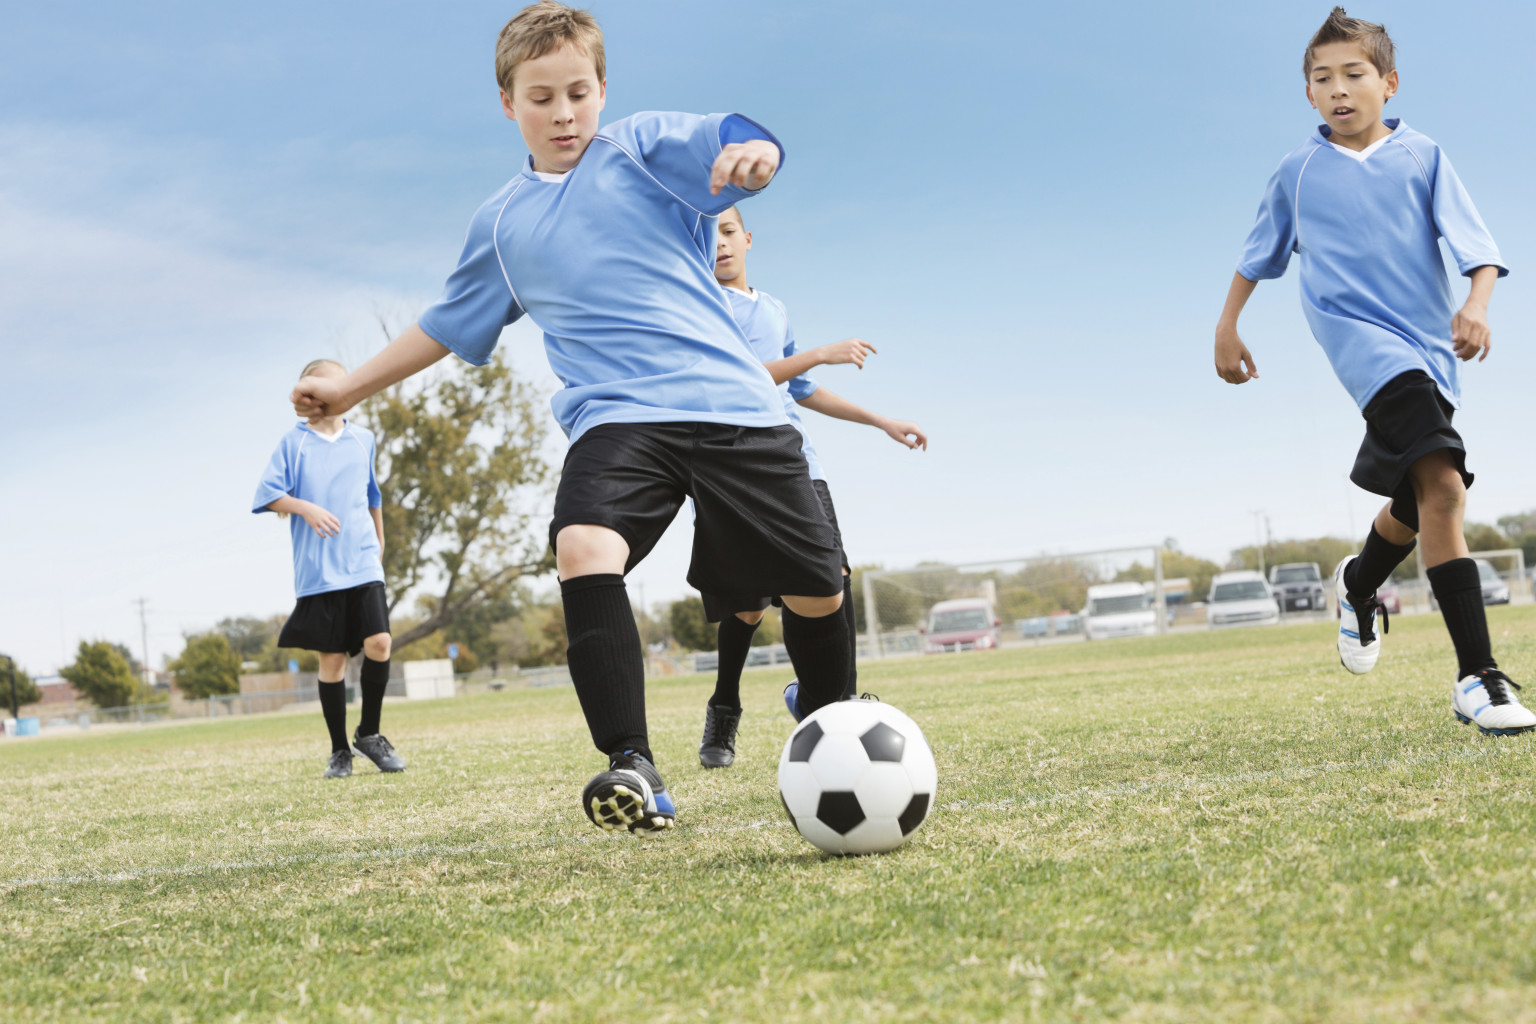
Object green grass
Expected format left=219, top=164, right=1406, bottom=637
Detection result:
left=7, top=608, right=1536, bottom=1022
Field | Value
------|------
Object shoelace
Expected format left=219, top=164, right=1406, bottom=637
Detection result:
left=1352, top=595, right=1389, bottom=645
left=701, top=707, right=740, bottom=749
left=1478, top=669, right=1522, bottom=706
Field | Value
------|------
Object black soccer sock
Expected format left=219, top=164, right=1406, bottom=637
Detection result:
left=1344, top=525, right=1416, bottom=600
left=317, top=679, right=350, bottom=753
left=710, top=614, right=759, bottom=710
left=782, top=602, right=852, bottom=718
left=1428, top=558, right=1497, bottom=678
left=561, top=574, right=651, bottom=762
left=357, top=657, right=390, bottom=738
left=841, top=575, right=859, bottom=700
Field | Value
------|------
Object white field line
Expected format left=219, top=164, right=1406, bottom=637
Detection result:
left=1, top=744, right=1510, bottom=891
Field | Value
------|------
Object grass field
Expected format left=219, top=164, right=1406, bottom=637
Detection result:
left=6, top=608, right=1536, bottom=1023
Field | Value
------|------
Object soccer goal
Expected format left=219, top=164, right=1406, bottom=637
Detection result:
left=860, top=546, right=1171, bottom=659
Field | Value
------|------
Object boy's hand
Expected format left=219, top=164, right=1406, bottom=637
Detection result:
left=710, top=139, right=779, bottom=195
left=298, top=502, right=341, bottom=538
left=817, top=338, right=877, bottom=369
left=291, top=374, right=351, bottom=419
left=1451, top=300, right=1491, bottom=362
left=1214, top=323, right=1259, bottom=384
left=879, top=418, right=927, bottom=450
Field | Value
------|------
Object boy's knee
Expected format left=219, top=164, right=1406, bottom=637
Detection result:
left=317, top=652, right=348, bottom=679
left=556, top=524, right=630, bottom=579
left=363, top=633, right=392, bottom=661
left=782, top=592, right=843, bottom=619
left=735, top=609, right=766, bottom=626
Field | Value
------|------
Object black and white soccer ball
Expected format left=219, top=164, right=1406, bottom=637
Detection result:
left=777, top=700, right=937, bottom=855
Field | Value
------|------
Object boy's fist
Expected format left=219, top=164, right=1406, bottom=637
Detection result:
left=292, top=374, right=346, bottom=419
left=1214, top=324, right=1259, bottom=384
left=1451, top=301, right=1491, bottom=362
left=710, top=139, right=779, bottom=195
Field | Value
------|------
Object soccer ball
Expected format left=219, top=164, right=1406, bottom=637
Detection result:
left=777, top=700, right=937, bottom=855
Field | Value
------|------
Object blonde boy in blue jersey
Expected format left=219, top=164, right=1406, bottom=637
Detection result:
left=1214, top=7, right=1529, bottom=735
left=291, top=2, right=859, bottom=834
left=697, top=205, right=927, bottom=768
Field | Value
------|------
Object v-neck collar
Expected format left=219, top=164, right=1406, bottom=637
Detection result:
left=1316, top=118, right=1403, bottom=163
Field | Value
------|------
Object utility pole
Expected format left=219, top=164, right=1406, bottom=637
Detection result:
left=133, top=597, right=152, bottom=686
left=1250, top=511, right=1269, bottom=577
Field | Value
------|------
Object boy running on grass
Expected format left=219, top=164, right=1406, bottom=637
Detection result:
left=290, top=1, right=857, bottom=834
left=1215, top=7, right=1530, bottom=734
left=697, top=206, right=927, bottom=768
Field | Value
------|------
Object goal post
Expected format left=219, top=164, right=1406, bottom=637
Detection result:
left=860, top=545, right=1170, bottom=659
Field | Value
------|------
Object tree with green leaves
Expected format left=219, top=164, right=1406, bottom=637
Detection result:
left=669, top=597, right=715, bottom=652
left=356, top=338, right=555, bottom=649
left=60, top=641, right=141, bottom=709
left=3, top=661, right=42, bottom=709
left=171, top=634, right=242, bottom=699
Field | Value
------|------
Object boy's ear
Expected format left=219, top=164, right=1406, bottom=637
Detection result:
left=598, top=79, right=607, bottom=114
left=1304, top=82, right=1317, bottom=110
left=501, top=89, right=517, bottom=123
left=1383, top=69, right=1399, bottom=102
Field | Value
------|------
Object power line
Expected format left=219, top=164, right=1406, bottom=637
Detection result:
left=133, top=597, right=151, bottom=682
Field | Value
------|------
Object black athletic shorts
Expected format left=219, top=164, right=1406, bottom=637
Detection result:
left=278, top=581, right=390, bottom=656
left=701, top=479, right=849, bottom=622
left=1350, top=370, right=1473, bottom=531
left=549, top=422, right=844, bottom=606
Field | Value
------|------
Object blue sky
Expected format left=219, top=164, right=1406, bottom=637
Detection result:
left=4, top=1, right=1533, bottom=676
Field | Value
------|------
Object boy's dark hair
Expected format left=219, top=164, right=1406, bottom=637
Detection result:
left=1304, top=7, right=1395, bottom=79
left=495, top=1, right=605, bottom=95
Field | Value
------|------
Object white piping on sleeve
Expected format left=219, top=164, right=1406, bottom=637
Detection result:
left=491, top=180, right=529, bottom=316
left=1393, top=138, right=1431, bottom=187
left=591, top=136, right=708, bottom=216
left=1292, top=144, right=1324, bottom=252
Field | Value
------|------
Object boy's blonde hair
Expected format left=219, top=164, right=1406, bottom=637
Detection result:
left=1304, top=6, right=1395, bottom=78
left=495, top=1, right=605, bottom=96
left=300, top=358, right=345, bottom=378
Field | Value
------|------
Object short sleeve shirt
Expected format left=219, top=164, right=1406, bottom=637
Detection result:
left=1237, top=119, right=1507, bottom=410
left=417, top=111, right=791, bottom=442
left=252, top=422, right=385, bottom=599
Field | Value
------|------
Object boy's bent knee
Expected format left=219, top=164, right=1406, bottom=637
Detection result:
left=555, top=524, right=630, bottom=579
left=363, top=633, right=391, bottom=661
left=318, top=652, right=348, bottom=679
left=735, top=609, right=766, bottom=626
left=781, top=592, right=843, bottom=618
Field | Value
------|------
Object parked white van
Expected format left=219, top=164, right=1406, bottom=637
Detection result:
left=1206, top=571, right=1280, bottom=629
left=1083, top=582, right=1156, bottom=640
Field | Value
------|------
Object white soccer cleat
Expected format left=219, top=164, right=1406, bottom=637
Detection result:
left=1452, top=669, right=1536, bottom=736
left=1334, top=556, right=1386, bottom=675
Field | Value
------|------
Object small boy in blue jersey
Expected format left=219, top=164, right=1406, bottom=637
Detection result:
left=1214, top=7, right=1531, bottom=735
left=290, top=2, right=855, bottom=834
left=255, top=359, right=406, bottom=778
left=697, top=206, right=927, bottom=768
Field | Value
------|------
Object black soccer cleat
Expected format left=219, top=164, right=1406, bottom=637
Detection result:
left=353, top=732, right=406, bottom=773
left=699, top=704, right=743, bottom=769
left=323, top=749, right=353, bottom=779
left=582, top=750, right=675, bottom=837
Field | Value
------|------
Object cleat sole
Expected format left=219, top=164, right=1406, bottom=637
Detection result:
left=583, top=780, right=674, bottom=837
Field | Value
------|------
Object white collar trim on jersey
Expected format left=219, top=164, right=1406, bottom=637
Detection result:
left=306, top=422, right=347, bottom=443
left=1328, top=133, right=1393, bottom=162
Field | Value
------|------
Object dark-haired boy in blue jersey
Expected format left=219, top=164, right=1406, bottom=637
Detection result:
left=291, top=1, right=855, bottom=833
left=697, top=206, right=927, bottom=768
left=1214, top=7, right=1530, bottom=735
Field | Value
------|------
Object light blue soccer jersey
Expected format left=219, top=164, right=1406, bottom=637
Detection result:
left=417, top=111, right=789, bottom=442
left=724, top=287, right=825, bottom=481
left=1237, top=119, right=1506, bottom=410
left=251, top=422, right=385, bottom=599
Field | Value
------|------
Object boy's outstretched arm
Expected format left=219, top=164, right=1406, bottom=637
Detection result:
left=292, top=324, right=451, bottom=418
left=266, top=496, right=340, bottom=538
left=763, top=338, right=877, bottom=385
left=1214, top=271, right=1260, bottom=385
left=1451, top=265, right=1498, bottom=362
left=797, top=387, right=927, bottom=450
